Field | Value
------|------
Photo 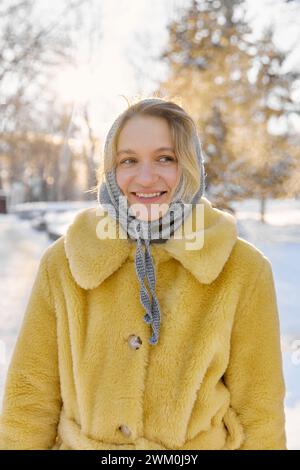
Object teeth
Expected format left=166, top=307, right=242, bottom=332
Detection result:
left=135, top=192, right=163, bottom=198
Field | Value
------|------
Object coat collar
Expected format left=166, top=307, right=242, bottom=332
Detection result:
left=64, top=196, right=238, bottom=290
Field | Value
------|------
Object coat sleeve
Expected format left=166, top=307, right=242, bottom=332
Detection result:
left=223, top=257, right=287, bottom=450
left=0, top=251, right=62, bottom=449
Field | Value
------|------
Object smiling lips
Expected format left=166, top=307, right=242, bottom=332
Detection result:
left=131, top=191, right=167, bottom=203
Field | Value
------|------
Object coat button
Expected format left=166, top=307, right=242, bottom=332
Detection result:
left=118, top=424, right=132, bottom=437
left=128, top=334, right=142, bottom=350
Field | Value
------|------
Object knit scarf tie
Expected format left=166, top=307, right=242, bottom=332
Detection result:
left=97, top=101, right=205, bottom=345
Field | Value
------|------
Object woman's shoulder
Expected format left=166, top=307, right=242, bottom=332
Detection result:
left=41, top=206, right=130, bottom=290
left=228, top=235, right=273, bottom=284
left=38, top=234, right=67, bottom=276
left=38, top=207, right=100, bottom=275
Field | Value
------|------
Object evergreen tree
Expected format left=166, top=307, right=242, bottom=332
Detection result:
left=158, top=0, right=299, bottom=215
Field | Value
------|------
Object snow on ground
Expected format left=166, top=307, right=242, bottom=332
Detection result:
left=0, top=215, right=52, bottom=403
left=0, top=198, right=299, bottom=449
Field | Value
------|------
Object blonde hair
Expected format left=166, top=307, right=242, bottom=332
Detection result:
left=94, top=96, right=202, bottom=203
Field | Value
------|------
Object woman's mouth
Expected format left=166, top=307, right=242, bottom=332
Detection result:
left=131, top=191, right=167, bottom=203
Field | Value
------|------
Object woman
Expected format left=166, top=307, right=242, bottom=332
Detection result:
left=0, top=98, right=287, bottom=450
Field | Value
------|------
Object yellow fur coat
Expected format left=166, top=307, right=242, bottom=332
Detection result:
left=0, top=196, right=287, bottom=450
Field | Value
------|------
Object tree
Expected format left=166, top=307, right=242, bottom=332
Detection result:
left=0, top=0, right=85, bottom=131
left=157, top=0, right=299, bottom=216
left=0, top=0, right=99, bottom=200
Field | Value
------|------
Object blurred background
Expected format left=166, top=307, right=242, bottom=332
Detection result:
left=0, top=0, right=299, bottom=449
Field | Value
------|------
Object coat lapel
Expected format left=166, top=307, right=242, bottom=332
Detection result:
left=64, top=196, right=238, bottom=289
left=164, top=196, right=238, bottom=284
left=64, top=206, right=131, bottom=289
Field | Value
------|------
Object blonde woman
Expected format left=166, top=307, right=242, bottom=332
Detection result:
left=0, top=98, right=287, bottom=450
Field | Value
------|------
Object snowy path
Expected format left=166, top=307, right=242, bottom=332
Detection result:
left=0, top=214, right=51, bottom=406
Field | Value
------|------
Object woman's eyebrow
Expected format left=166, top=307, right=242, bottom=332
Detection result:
left=117, top=147, right=175, bottom=156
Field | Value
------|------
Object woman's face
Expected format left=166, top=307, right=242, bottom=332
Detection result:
left=115, top=115, right=182, bottom=221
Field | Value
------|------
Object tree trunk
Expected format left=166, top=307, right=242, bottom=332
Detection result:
left=260, top=196, right=266, bottom=223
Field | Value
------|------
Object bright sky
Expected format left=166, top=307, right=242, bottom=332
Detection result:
left=45, top=0, right=186, bottom=142
left=43, top=0, right=300, bottom=143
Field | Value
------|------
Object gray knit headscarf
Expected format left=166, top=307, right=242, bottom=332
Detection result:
left=97, top=99, right=205, bottom=345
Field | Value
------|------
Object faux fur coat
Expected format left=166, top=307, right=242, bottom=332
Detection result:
left=0, top=196, right=287, bottom=450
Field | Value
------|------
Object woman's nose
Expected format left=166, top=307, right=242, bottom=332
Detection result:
left=134, top=164, right=159, bottom=186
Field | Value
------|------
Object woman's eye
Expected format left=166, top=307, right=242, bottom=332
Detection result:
left=118, top=156, right=176, bottom=165
left=159, top=156, right=176, bottom=162
left=120, top=158, right=135, bottom=165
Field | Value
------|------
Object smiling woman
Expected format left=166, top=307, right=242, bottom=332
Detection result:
left=115, top=115, right=182, bottom=221
left=0, top=97, right=287, bottom=450
left=96, top=98, right=205, bottom=345
left=98, top=98, right=204, bottom=224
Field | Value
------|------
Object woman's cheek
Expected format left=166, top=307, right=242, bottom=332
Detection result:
left=163, top=166, right=181, bottom=188
left=116, top=169, right=133, bottom=196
